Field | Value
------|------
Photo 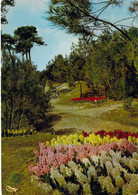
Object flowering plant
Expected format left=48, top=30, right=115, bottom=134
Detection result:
left=28, top=130, right=138, bottom=194
left=3, top=128, right=36, bottom=137
left=47, top=131, right=137, bottom=147
left=71, top=97, right=106, bottom=103
left=83, top=130, right=138, bottom=140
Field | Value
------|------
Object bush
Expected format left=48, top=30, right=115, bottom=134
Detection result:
left=123, top=97, right=134, bottom=115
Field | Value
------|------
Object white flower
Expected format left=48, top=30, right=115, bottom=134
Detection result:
left=102, top=176, right=118, bottom=194
left=60, top=164, right=66, bottom=177
left=74, top=169, right=89, bottom=185
left=82, top=183, right=92, bottom=195
left=115, top=175, right=125, bottom=188
left=122, top=181, right=138, bottom=195
left=50, top=168, right=67, bottom=188
left=87, top=166, right=97, bottom=181
left=82, top=158, right=91, bottom=167
left=112, top=161, right=122, bottom=171
left=67, top=182, right=80, bottom=195
left=106, top=184, right=118, bottom=195
left=121, top=156, right=130, bottom=167
left=105, top=161, right=113, bottom=175
left=98, top=176, right=105, bottom=186
left=91, top=155, right=100, bottom=166
left=68, top=161, right=78, bottom=172
left=129, top=158, right=138, bottom=172
left=41, top=182, right=52, bottom=192
left=130, top=174, right=138, bottom=182
left=112, top=167, right=120, bottom=179
left=109, top=150, right=121, bottom=161
left=100, top=152, right=112, bottom=168
left=122, top=183, right=130, bottom=195
left=109, top=150, right=116, bottom=158
left=132, top=152, right=138, bottom=160
left=124, top=172, right=131, bottom=182
left=65, top=167, right=73, bottom=177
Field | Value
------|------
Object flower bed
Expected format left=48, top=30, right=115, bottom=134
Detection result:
left=83, top=130, right=138, bottom=139
left=28, top=130, right=138, bottom=194
left=3, top=128, right=36, bottom=137
left=71, top=97, right=106, bottom=103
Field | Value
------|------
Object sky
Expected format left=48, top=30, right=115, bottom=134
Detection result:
left=2, top=0, right=138, bottom=71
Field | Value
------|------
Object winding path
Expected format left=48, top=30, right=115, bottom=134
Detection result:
left=50, top=101, right=137, bottom=133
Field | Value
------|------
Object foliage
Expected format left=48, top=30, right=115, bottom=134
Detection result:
left=123, top=97, right=134, bottom=115
left=46, top=54, right=68, bottom=82
left=1, top=0, right=15, bottom=24
left=47, top=0, right=138, bottom=42
left=1, top=53, right=50, bottom=136
left=14, top=26, right=46, bottom=62
left=45, top=27, right=137, bottom=100
left=86, top=29, right=137, bottom=100
left=2, top=26, right=46, bottom=63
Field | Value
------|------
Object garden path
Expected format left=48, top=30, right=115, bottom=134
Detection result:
left=50, top=101, right=137, bottom=133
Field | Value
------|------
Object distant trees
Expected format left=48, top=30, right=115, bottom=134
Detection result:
left=46, top=54, right=68, bottom=82
left=45, top=0, right=137, bottom=99
left=14, top=26, right=46, bottom=62
left=86, top=29, right=136, bottom=99
left=67, top=50, right=86, bottom=97
left=45, top=27, right=137, bottom=99
left=2, top=26, right=46, bottom=63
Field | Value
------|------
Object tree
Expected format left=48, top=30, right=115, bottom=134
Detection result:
left=1, top=52, right=50, bottom=136
left=14, top=26, right=46, bottom=62
left=1, top=34, right=15, bottom=61
left=47, top=0, right=138, bottom=42
left=86, top=29, right=137, bottom=99
left=46, top=54, right=68, bottom=82
left=1, top=0, right=15, bottom=24
left=67, top=50, right=86, bottom=97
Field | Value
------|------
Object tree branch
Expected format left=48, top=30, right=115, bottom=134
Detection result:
left=66, top=0, right=132, bottom=41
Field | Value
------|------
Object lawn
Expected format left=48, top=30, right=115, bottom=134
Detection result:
left=1, top=133, right=60, bottom=195
left=103, top=101, right=138, bottom=127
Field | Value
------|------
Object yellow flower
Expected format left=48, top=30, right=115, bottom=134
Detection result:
left=46, top=141, right=50, bottom=146
left=79, top=134, right=84, bottom=142
left=128, top=136, right=132, bottom=142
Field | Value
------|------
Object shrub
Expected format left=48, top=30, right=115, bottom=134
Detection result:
left=123, top=97, right=134, bottom=115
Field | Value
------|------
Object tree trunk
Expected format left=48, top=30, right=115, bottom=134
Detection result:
left=4, top=99, right=8, bottom=137
left=9, top=94, right=13, bottom=129
left=78, top=81, right=83, bottom=97
left=28, top=48, right=31, bottom=63
left=22, top=53, right=25, bottom=62
left=26, top=49, right=28, bottom=61
left=18, top=95, right=23, bottom=129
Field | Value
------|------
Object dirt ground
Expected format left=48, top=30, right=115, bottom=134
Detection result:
left=50, top=101, right=137, bottom=134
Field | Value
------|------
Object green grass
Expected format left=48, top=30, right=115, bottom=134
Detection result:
left=103, top=102, right=138, bottom=127
left=2, top=133, right=59, bottom=195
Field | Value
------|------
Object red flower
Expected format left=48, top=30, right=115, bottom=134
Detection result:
left=82, top=131, right=89, bottom=137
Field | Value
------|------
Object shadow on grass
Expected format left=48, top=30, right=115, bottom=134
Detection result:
left=41, top=113, right=64, bottom=133
left=55, top=128, right=78, bottom=135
